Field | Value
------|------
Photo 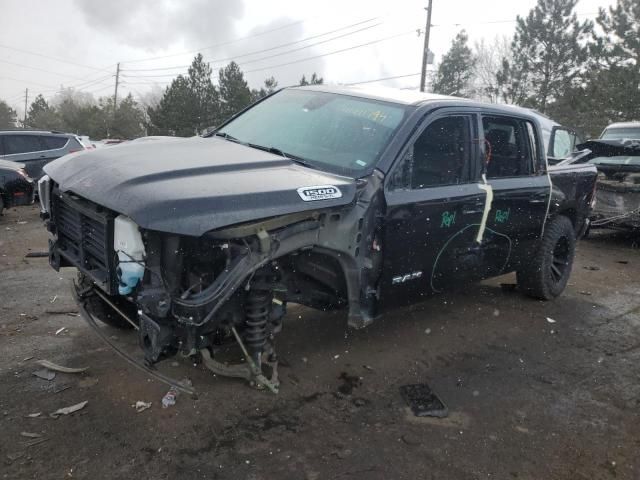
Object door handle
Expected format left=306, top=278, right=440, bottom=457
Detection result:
left=462, top=202, right=485, bottom=215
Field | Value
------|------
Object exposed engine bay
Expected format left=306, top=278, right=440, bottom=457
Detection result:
left=42, top=174, right=385, bottom=393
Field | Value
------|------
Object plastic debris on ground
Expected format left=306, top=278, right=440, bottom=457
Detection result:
left=162, top=388, right=178, bottom=408
left=133, top=401, right=152, bottom=413
left=546, top=317, right=556, bottom=324
left=20, top=432, right=42, bottom=438
left=26, top=412, right=42, bottom=418
left=161, top=378, right=192, bottom=408
left=55, top=327, right=66, bottom=335
left=400, top=383, right=448, bottom=418
left=36, top=360, right=88, bottom=373
left=50, top=401, right=88, bottom=418
left=32, top=369, right=56, bottom=381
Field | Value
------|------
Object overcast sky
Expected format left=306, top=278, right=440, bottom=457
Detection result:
left=0, top=0, right=614, bottom=116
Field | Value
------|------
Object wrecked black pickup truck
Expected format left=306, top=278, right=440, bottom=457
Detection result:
left=39, top=86, right=597, bottom=393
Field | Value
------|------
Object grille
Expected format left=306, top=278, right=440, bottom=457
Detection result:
left=52, top=190, right=117, bottom=294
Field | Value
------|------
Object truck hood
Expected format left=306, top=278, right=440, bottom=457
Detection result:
left=0, top=159, right=25, bottom=171
left=44, top=137, right=357, bottom=236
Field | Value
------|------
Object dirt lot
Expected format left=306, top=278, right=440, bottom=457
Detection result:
left=1, top=204, right=639, bottom=480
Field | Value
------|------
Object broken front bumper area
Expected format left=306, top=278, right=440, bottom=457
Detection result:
left=73, top=280, right=281, bottom=394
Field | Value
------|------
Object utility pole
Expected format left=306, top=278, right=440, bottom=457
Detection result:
left=419, top=0, right=433, bottom=93
left=23, top=88, right=28, bottom=126
left=112, top=63, right=120, bottom=137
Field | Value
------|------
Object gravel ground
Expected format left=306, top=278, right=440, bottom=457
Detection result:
left=1, top=204, right=639, bottom=480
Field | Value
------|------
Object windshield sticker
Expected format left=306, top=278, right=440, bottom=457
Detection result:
left=297, top=185, right=343, bottom=202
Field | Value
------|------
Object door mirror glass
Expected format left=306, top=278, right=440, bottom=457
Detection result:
left=552, top=128, right=574, bottom=158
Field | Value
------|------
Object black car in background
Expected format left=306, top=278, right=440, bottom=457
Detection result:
left=0, top=130, right=86, bottom=180
left=0, top=159, right=35, bottom=215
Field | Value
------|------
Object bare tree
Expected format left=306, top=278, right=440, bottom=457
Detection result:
left=470, top=36, right=511, bottom=103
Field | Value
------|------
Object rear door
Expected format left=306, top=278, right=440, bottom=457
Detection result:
left=379, top=110, right=487, bottom=309
left=480, top=115, right=550, bottom=273
left=39, top=135, right=72, bottom=167
left=3, top=134, right=47, bottom=179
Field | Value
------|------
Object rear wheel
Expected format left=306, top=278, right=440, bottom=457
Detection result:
left=77, top=272, right=138, bottom=329
left=517, top=216, right=576, bottom=300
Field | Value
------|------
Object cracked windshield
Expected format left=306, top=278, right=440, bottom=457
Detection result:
left=0, top=0, right=638, bottom=478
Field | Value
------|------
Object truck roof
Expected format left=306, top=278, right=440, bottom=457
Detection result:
left=291, top=85, right=547, bottom=122
left=292, top=84, right=458, bottom=106
left=603, top=122, right=640, bottom=129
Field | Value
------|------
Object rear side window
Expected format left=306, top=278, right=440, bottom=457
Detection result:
left=40, top=136, right=68, bottom=150
left=4, top=135, right=44, bottom=155
left=483, top=116, right=534, bottom=178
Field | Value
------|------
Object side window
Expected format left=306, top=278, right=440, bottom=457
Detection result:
left=4, top=135, right=44, bottom=155
left=483, top=116, right=533, bottom=178
left=40, top=136, right=68, bottom=150
left=394, top=116, right=471, bottom=190
left=552, top=128, right=573, bottom=158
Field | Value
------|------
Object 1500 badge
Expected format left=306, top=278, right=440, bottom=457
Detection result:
left=297, top=185, right=343, bottom=202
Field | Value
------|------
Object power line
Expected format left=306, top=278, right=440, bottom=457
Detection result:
left=0, top=75, right=56, bottom=88
left=431, top=11, right=599, bottom=27
left=122, top=28, right=417, bottom=82
left=122, top=17, right=312, bottom=64
left=0, top=58, right=108, bottom=81
left=344, top=73, right=422, bottom=86
left=243, top=29, right=417, bottom=75
left=123, top=17, right=382, bottom=72
left=0, top=44, right=111, bottom=72
left=121, top=21, right=384, bottom=79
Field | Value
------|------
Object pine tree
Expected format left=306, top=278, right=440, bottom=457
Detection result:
left=431, top=31, right=476, bottom=97
left=547, top=0, right=639, bottom=136
left=299, top=73, right=323, bottom=86
left=26, top=94, right=61, bottom=130
left=0, top=100, right=16, bottom=128
left=497, top=0, right=592, bottom=112
left=188, top=53, right=220, bottom=130
left=148, top=75, right=196, bottom=136
left=251, top=76, right=279, bottom=102
left=109, top=94, right=145, bottom=138
left=218, top=61, right=252, bottom=121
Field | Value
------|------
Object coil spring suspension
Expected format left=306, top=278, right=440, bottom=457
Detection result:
left=244, top=289, right=272, bottom=361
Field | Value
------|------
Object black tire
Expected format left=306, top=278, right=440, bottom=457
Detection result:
left=517, top=216, right=576, bottom=300
left=77, top=272, right=138, bottom=329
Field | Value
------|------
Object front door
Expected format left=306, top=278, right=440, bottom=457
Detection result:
left=379, top=112, right=488, bottom=310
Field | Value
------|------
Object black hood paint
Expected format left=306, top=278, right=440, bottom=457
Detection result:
left=44, top=137, right=356, bottom=236
left=0, top=159, right=25, bottom=171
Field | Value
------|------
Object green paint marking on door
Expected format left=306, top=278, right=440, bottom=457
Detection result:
left=495, top=208, right=510, bottom=223
left=441, top=211, right=456, bottom=228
